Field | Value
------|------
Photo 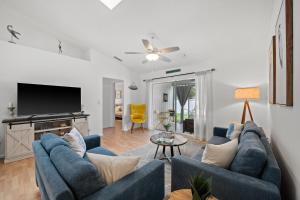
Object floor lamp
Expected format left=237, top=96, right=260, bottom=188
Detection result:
left=235, top=87, right=260, bottom=124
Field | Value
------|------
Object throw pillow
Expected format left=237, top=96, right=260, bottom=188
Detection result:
left=87, top=153, right=140, bottom=185
left=64, top=128, right=86, bottom=157
left=201, top=139, right=238, bottom=168
left=226, top=123, right=244, bottom=140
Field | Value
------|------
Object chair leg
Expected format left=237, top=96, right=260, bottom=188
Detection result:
left=141, top=123, right=144, bottom=132
left=131, top=123, right=134, bottom=133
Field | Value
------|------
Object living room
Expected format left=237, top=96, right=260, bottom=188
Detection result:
left=0, top=0, right=299, bottom=200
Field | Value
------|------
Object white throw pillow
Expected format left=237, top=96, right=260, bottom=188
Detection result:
left=226, top=123, right=244, bottom=140
left=201, top=139, right=238, bottom=168
left=64, top=128, right=86, bottom=157
left=87, top=153, right=140, bottom=185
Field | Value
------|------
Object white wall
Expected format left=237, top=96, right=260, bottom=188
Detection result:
left=102, top=78, right=115, bottom=128
left=89, top=50, right=142, bottom=132
left=268, top=0, right=300, bottom=199
left=0, top=40, right=140, bottom=157
left=0, top=4, right=89, bottom=60
left=140, top=62, right=270, bottom=135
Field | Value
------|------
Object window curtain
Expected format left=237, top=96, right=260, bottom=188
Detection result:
left=175, top=86, right=192, bottom=123
left=194, top=70, right=213, bottom=140
left=146, top=80, right=154, bottom=130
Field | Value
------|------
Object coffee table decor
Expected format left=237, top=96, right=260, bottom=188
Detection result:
left=150, top=132, right=188, bottom=161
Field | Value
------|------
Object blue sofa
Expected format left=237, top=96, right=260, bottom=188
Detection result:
left=171, top=122, right=281, bottom=200
left=33, top=134, right=165, bottom=200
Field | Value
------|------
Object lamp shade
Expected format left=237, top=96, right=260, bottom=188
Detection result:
left=235, top=87, right=260, bottom=100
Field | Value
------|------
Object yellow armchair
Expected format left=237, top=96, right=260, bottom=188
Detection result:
left=130, top=104, right=146, bottom=133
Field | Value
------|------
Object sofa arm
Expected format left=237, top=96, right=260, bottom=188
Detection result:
left=171, top=156, right=280, bottom=200
left=84, top=160, right=165, bottom=200
left=84, top=135, right=101, bottom=150
left=213, top=127, right=227, bottom=137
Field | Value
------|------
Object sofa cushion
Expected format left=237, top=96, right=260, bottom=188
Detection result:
left=260, top=137, right=281, bottom=188
left=40, top=133, right=69, bottom=154
left=50, top=145, right=106, bottom=199
left=208, top=136, right=230, bottom=145
left=241, top=121, right=265, bottom=138
left=87, top=146, right=117, bottom=156
left=230, top=132, right=267, bottom=178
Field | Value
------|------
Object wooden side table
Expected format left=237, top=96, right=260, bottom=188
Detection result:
left=169, top=189, right=217, bottom=200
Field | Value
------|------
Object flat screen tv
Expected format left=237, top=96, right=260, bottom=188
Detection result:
left=17, top=83, right=81, bottom=116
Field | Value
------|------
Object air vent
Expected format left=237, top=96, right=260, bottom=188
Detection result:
left=113, top=56, right=123, bottom=62
left=166, top=69, right=181, bottom=74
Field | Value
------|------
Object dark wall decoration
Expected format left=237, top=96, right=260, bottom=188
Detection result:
left=269, top=36, right=276, bottom=104
left=275, top=0, right=293, bottom=106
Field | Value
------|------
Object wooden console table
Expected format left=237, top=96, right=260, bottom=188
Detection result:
left=2, top=113, right=89, bottom=163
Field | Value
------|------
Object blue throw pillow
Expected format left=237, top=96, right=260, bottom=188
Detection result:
left=226, top=123, right=235, bottom=138
left=40, top=133, right=69, bottom=154
left=226, top=123, right=244, bottom=140
left=230, top=132, right=267, bottom=177
left=50, top=145, right=106, bottom=199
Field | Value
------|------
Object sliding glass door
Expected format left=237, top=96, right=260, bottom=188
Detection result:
left=174, top=84, right=195, bottom=133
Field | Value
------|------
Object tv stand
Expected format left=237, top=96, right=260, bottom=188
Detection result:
left=2, top=113, right=89, bottom=163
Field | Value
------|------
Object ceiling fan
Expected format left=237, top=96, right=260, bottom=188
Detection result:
left=124, top=39, right=180, bottom=64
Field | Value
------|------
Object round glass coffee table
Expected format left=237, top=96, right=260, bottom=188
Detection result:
left=150, top=132, right=188, bottom=161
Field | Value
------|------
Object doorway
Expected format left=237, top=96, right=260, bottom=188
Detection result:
left=152, top=79, right=195, bottom=134
left=102, top=78, right=124, bottom=131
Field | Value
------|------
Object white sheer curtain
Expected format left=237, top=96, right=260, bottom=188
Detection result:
left=146, top=80, right=154, bottom=130
left=194, top=70, right=213, bottom=140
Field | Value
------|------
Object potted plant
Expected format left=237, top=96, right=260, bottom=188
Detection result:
left=163, top=123, right=171, bottom=132
left=189, top=174, right=212, bottom=200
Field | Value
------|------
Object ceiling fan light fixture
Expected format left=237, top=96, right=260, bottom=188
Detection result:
left=146, top=53, right=159, bottom=61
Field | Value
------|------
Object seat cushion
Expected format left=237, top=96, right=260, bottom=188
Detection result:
left=208, top=136, right=230, bottom=145
left=40, top=133, right=69, bottom=154
left=50, top=145, right=106, bottom=199
left=230, top=132, right=267, bottom=178
left=87, top=147, right=117, bottom=156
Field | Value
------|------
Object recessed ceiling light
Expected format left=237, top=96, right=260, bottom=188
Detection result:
left=99, top=0, right=123, bottom=10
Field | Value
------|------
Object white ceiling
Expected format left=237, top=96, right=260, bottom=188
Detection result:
left=2, top=0, right=273, bottom=72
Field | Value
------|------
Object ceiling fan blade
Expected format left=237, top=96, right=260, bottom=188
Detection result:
left=124, top=52, right=145, bottom=54
left=159, top=46, right=180, bottom=54
left=142, top=39, right=154, bottom=51
left=142, top=60, right=148, bottom=64
left=159, top=55, right=171, bottom=63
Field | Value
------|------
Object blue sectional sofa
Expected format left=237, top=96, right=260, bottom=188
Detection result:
left=33, top=134, right=165, bottom=200
left=171, top=122, right=281, bottom=200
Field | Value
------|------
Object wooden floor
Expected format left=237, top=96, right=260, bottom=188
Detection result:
left=0, top=120, right=151, bottom=200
